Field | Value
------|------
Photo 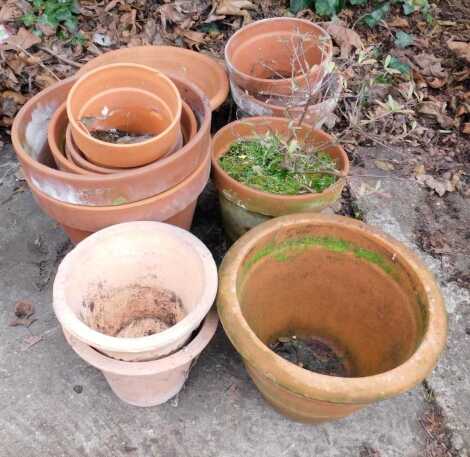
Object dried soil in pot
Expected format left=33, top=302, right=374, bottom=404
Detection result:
left=217, top=214, right=447, bottom=422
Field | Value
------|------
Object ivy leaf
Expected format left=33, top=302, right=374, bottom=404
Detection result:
left=349, top=0, right=367, bottom=5
left=315, top=0, right=345, bottom=17
left=402, top=0, right=429, bottom=15
left=363, top=2, right=390, bottom=27
left=290, top=0, right=314, bottom=13
left=387, top=55, right=411, bottom=76
left=394, top=31, right=413, bottom=48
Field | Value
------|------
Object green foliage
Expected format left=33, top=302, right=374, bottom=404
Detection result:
left=394, top=31, right=414, bottom=48
left=362, top=2, right=390, bottom=27
left=314, top=0, right=345, bottom=17
left=289, top=0, right=314, bottom=14
left=384, top=55, right=411, bottom=76
left=219, top=133, right=338, bottom=195
left=22, top=0, right=79, bottom=35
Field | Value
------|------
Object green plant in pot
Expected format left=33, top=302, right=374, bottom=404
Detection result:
left=211, top=116, right=350, bottom=241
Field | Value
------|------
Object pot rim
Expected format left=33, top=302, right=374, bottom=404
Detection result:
left=67, top=62, right=182, bottom=149
left=12, top=75, right=211, bottom=185
left=53, top=222, right=218, bottom=356
left=76, top=45, right=229, bottom=111
left=211, top=116, right=349, bottom=203
left=225, top=17, right=332, bottom=89
left=217, top=213, right=448, bottom=404
left=66, top=309, right=219, bottom=375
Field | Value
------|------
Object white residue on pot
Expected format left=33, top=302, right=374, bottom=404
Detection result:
left=25, top=102, right=58, bottom=160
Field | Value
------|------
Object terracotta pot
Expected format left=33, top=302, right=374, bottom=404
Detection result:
left=54, top=221, right=218, bottom=361
left=231, top=73, right=342, bottom=129
left=225, top=18, right=332, bottom=97
left=76, top=45, right=229, bottom=111
left=64, top=310, right=218, bottom=406
left=67, top=63, right=182, bottom=168
left=211, top=117, right=349, bottom=241
left=29, top=147, right=211, bottom=243
left=217, top=213, right=447, bottom=422
left=64, top=102, right=194, bottom=175
left=12, top=76, right=211, bottom=206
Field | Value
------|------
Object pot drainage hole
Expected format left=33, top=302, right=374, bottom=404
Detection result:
left=82, top=284, right=186, bottom=338
left=269, top=335, right=348, bottom=376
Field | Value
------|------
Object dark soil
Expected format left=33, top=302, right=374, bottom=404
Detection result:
left=269, top=335, right=348, bottom=376
left=89, top=128, right=155, bottom=144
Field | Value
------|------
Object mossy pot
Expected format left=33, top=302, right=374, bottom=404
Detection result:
left=217, top=213, right=447, bottom=423
left=211, top=117, right=349, bottom=241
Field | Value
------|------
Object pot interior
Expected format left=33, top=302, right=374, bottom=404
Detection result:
left=62, top=227, right=207, bottom=338
left=237, top=222, right=428, bottom=377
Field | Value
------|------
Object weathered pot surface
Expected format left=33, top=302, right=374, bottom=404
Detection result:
left=217, top=213, right=447, bottom=422
left=12, top=75, right=211, bottom=206
left=30, top=145, right=211, bottom=242
left=54, top=221, right=218, bottom=361
left=225, top=18, right=332, bottom=97
left=76, top=45, right=229, bottom=111
left=67, top=63, right=182, bottom=168
left=64, top=310, right=218, bottom=407
left=211, top=116, right=349, bottom=240
left=231, top=73, right=342, bottom=129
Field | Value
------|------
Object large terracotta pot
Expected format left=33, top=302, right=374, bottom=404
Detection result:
left=217, top=214, right=447, bottom=423
left=225, top=18, right=332, bottom=97
left=67, top=63, right=182, bottom=168
left=76, top=46, right=229, bottom=111
left=29, top=147, right=211, bottom=243
left=11, top=76, right=211, bottom=206
left=54, top=222, right=218, bottom=361
left=231, top=73, right=342, bottom=129
left=64, top=310, right=218, bottom=407
left=211, top=117, right=349, bottom=241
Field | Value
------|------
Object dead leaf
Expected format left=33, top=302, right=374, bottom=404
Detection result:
left=180, top=29, right=206, bottom=47
left=9, top=300, right=36, bottom=328
left=21, top=335, right=43, bottom=351
left=325, top=22, right=363, bottom=58
left=0, top=0, right=31, bottom=22
left=215, top=0, right=256, bottom=22
left=5, top=27, right=41, bottom=50
left=463, top=123, right=470, bottom=135
left=414, top=164, right=425, bottom=176
left=416, top=173, right=460, bottom=197
left=413, top=53, right=447, bottom=79
left=447, top=41, right=470, bottom=64
left=388, top=16, right=409, bottom=28
left=418, top=101, right=454, bottom=129
left=374, top=160, right=395, bottom=171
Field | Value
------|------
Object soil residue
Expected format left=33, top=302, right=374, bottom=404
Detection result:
left=269, top=335, right=348, bottom=376
left=89, top=128, right=155, bottom=144
left=82, top=284, right=186, bottom=338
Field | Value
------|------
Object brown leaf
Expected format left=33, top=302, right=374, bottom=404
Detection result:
left=447, top=40, right=470, bottom=64
left=0, top=0, right=31, bottom=22
left=413, top=53, right=447, bottom=79
left=418, top=101, right=454, bottom=129
left=21, top=335, right=43, bottom=351
left=416, top=174, right=448, bottom=197
left=215, top=0, right=256, bottom=19
left=388, top=16, right=409, bottom=28
left=374, top=160, right=395, bottom=171
left=463, top=123, right=470, bottom=135
left=180, top=29, right=206, bottom=46
left=325, top=22, right=363, bottom=58
left=14, top=300, right=34, bottom=318
left=6, top=27, right=41, bottom=50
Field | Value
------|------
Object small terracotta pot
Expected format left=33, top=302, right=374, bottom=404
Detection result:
left=76, top=46, right=229, bottom=111
left=225, top=18, right=332, bottom=97
left=217, top=213, right=447, bottom=422
left=211, top=117, right=349, bottom=241
left=67, top=63, right=182, bottom=168
left=13, top=76, right=211, bottom=206
left=54, top=221, right=218, bottom=361
left=29, top=147, right=211, bottom=243
left=231, top=73, right=342, bottom=129
left=64, top=310, right=218, bottom=407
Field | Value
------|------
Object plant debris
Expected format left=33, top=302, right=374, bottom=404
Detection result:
left=219, top=133, right=338, bottom=195
left=269, top=335, right=348, bottom=376
left=89, top=128, right=155, bottom=145
left=10, top=300, right=37, bottom=327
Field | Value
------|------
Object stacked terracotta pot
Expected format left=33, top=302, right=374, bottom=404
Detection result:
left=11, top=46, right=229, bottom=244
left=225, top=17, right=340, bottom=129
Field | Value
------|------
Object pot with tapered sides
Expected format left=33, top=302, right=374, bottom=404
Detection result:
left=225, top=18, right=332, bottom=98
left=53, top=222, right=218, bottom=362
left=12, top=75, right=211, bottom=207
left=217, top=213, right=447, bottom=423
left=67, top=63, right=182, bottom=168
left=64, top=310, right=218, bottom=407
left=211, top=117, right=349, bottom=241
